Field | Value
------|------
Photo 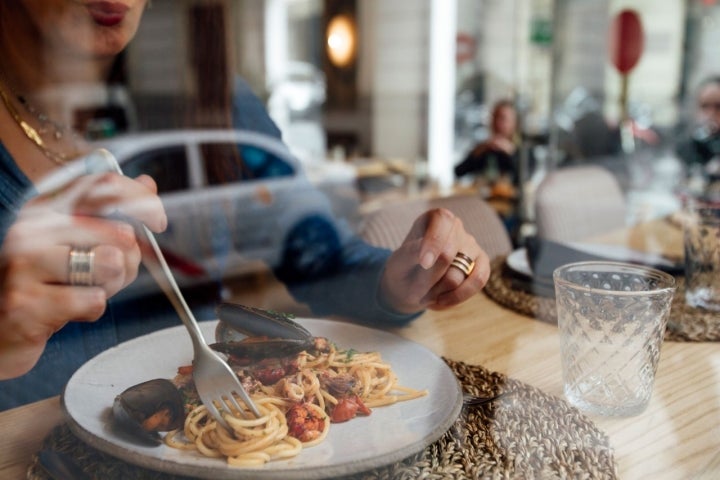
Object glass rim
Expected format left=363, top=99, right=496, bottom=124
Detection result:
left=552, top=261, right=677, bottom=295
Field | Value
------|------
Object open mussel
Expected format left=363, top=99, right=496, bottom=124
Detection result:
left=211, top=302, right=329, bottom=360
left=112, top=378, right=184, bottom=446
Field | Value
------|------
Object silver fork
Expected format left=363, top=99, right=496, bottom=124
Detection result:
left=89, top=149, right=261, bottom=428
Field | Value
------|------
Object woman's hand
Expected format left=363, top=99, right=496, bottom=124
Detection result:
left=0, top=172, right=166, bottom=379
left=485, top=135, right=516, bottom=155
left=378, top=208, right=490, bottom=315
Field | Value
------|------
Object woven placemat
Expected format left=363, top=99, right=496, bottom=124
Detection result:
left=484, top=255, right=720, bottom=342
left=27, top=359, right=617, bottom=480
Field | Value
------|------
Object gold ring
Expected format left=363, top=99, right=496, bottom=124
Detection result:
left=68, top=246, right=95, bottom=286
left=450, top=251, right=475, bottom=278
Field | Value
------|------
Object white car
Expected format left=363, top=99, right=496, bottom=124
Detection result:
left=96, top=129, right=347, bottom=293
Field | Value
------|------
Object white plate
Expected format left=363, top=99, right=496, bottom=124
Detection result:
left=506, top=248, right=532, bottom=277
left=62, top=319, right=462, bottom=479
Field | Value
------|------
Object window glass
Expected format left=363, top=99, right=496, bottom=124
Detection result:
left=201, top=142, right=295, bottom=186
left=241, top=145, right=295, bottom=179
left=122, top=146, right=189, bottom=194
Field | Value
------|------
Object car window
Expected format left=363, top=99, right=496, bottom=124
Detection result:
left=201, top=142, right=295, bottom=186
left=121, top=145, right=190, bottom=194
left=239, top=145, right=295, bottom=179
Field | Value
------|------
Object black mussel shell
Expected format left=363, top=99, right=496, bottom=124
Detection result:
left=112, top=378, right=184, bottom=445
left=215, top=302, right=312, bottom=343
left=209, top=337, right=311, bottom=360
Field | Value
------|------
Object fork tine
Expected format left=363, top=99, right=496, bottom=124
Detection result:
left=230, top=384, right=261, bottom=418
left=208, top=348, right=262, bottom=418
left=201, top=395, right=231, bottom=431
left=221, top=393, right=249, bottom=419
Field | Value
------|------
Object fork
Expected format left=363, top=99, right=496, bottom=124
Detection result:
left=89, top=149, right=262, bottom=428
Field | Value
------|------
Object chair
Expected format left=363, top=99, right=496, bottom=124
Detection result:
left=534, top=164, right=627, bottom=242
left=359, top=194, right=513, bottom=260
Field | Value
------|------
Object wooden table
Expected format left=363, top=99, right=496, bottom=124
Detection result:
left=1, top=220, right=719, bottom=479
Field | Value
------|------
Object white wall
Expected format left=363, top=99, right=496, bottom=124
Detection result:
left=365, top=0, right=430, bottom=161
left=480, top=0, right=525, bottom=102
left=555, top=0, right=609, bottom=100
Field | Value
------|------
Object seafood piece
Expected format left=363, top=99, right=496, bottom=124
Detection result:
left=210, top=337, right=312, bottom=361
left=329, top=395, right=371, bottom=423
left=286, top=403, right=326, bottom=442
left=317, top=373, right=369, bottom=423
left=320, top=373, right=358, bottom=397
left=215, top=303, right=312, bottom=341
left=112, top=378, right=185, bottom=445
left=211, top=302, right=330, bottom=360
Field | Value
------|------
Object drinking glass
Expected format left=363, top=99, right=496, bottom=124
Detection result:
left=683, top=196, right=720, bottom=311
left=553, top=261, right=676, bottom=416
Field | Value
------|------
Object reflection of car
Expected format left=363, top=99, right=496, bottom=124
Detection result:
left=96, top=129, right=344, bottom=292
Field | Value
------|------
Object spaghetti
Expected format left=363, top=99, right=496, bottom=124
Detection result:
left=164, top=342, right=427, bottom=466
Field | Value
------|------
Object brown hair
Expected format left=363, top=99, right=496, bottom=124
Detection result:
left=187, top=3, right=247, bottom=183
left=490, top=98, right=518, bottom=142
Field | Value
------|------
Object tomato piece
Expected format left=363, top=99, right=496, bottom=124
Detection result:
left=330, top=398, right=357, bottom=423
left=355, top=395, right=371, bottom=416
left=177, top=365, right=193, bottom=375
left=331, top=395, right=372, bottom=423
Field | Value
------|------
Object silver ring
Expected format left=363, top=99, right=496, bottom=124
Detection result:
left=450, top=251, right=475, bottom=278
left=68, top=246, right=95, bottom=286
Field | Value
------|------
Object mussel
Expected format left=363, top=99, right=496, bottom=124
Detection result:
left=112, top=378, right=185, bottom=446
left=211, top=302, right=329, bottom=360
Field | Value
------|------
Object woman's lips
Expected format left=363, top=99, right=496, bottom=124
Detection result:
left=85, top=2, right=130, bottom=27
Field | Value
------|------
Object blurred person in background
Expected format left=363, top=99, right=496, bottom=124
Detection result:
left=454, top=99, right=520, bottom=237
left=455, top=99, right=520, bottom=195
left=0, top=0, right=490, bottom=410
left=676, top=75, right=720, bottom=190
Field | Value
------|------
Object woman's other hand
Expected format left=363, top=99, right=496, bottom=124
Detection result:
left=378, top=208, right=490, bottom=315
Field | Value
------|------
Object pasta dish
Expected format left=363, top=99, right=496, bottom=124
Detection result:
left=162, top=339, right=427, bottom=467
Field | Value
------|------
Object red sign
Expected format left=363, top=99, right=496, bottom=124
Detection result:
left=456, top=33, right=476, bottom=64
left=609, top=9, right=644, bottom=74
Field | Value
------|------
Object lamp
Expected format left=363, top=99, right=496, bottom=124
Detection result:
left=326, top=13, right=356, bottom=68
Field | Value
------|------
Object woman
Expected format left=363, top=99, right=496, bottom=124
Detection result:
left=0, top=1, right=490, bottom=409
left=455, top=99, right=520, bottom=189
left=455, top=99, right=521, bottom=237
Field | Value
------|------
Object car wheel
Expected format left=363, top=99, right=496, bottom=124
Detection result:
left=281, top=215, right=341, bottom=278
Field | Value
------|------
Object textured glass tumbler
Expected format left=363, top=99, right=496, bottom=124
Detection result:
left=554, top=262, right=676, bottom=417
left=684, top=198, right=720, bottom=311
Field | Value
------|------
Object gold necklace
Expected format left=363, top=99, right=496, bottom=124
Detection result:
left=0, top=67, right=74, bottom=141
left=0, top=80, right=72, bottom=165
left=17, top=93, right=69, bottom=141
